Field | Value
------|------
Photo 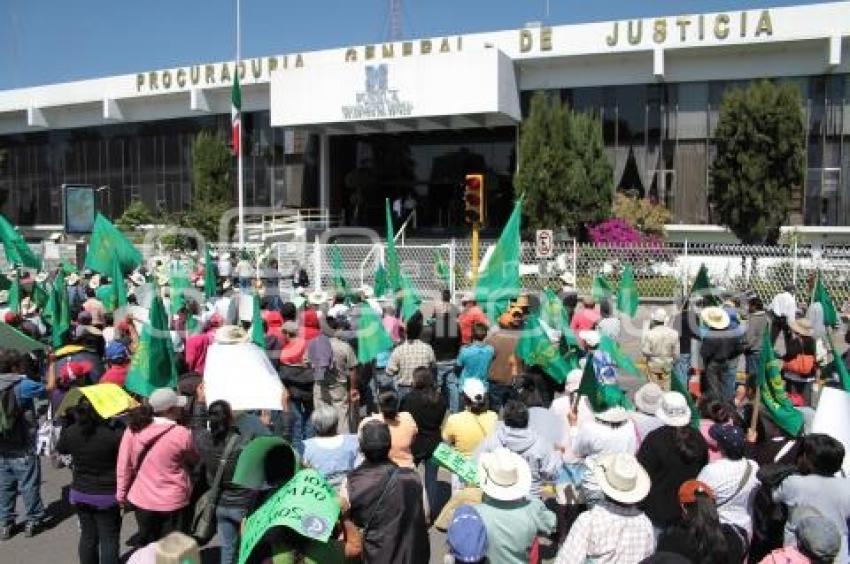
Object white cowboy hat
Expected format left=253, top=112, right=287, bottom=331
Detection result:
left=700, top=306, right=730, bottom=330
left=559, top=271, right=576, bottom=285
left=579, top=330, right=601, bottom=348
left=222, top=279, right=232, bottom=290
left=20, top=297, right=36, bottom=316
left=594, top=406, right=629, bottom=424
left=592, top=452, right=651, bottom=505
left=214, top=325, right=248, bottom=345
left=129, top=272, right=146, bottom=286
left=66, top=272, right=80, bottom=286
left=477, top=448, right=532, bottom=502
left=307, top=290, right=328, bottom=306
left=655, top=391, right=691, bottom=428
left=633, top=382, right=663, bottom=416
left=34, top=272, right=48, bottom=284
left=0, top=290, right=8, bottom=305
left=650, top=307, right=669, bottom=324
left=88, top=274, right=102, bottom=290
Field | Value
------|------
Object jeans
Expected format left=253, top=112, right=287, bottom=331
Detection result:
left=672, top=353, right=691, bottom=389
left=745, top=352, right=760, bottom=388
left=488, top=383, right=514, bottom=413
left=76, top=503, right=121, bottom=564
left=417, top=459, right=439, bottom=521
left=436, top=361, right=459, bottom=413
left=723, top=358, right=739, bottom=402
left=0, top=453, right=45, bottom=525
left=216, top=505, right=247, bottom=564
left=133, top=506, right=185, bottom=547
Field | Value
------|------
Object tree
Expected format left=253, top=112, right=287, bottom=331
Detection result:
left=612, top=192, right=670, bottom=237
left=115, top=200, right=157, bottom=231
left=189, top=131, right=233, bottom=242
left=515, top=91, right=613, bottom=239
left=709, top=80, right=804, bottom=244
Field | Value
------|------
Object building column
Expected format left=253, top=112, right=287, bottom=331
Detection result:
left=319, top=132, right=330, bottom=213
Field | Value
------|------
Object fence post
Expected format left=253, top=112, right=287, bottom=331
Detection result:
left=571, top=239, right=578, bottom=287
left=449, top=239, right=457, bottom=301
left=312, top=236, right=322, bottom=293
left=682, top=239, right=689, bottom=296
left=792, top=239, right=798, bottom=287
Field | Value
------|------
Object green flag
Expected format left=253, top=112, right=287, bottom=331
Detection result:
left=599, top=334, right=642, bottom=378
left=757, top=331, right=803, bottom=437
left=169, top=269, right=190, bottom=318
left=812, top=274, right=838, bottom=328
left=591, top=275, right=613, bottom=304
left=829, top=337, right=850, bottom=392
left=385, top=199, right=401, bottom=292
left=474, top=198, right=522, bottom=322
left=61, top=261, right=78, bottom=276
left=125, top=294, right=178, bottom=398
left=0, top=215, right=41, bottom=269
left=576, top=355, right=602, bottom=410
left=84, top=213, right=142, bottom=276
left=251, top=292, right=265, bottom=348
left=331, top=244, right=349, bottom=295
left=616, top=264, right=639, bottom=317
left=357, top=304, right=394, bottom=364
left=540, top=288, right=579, bottom=347
left=689, top=264, right=720, bottom=306
left=7, top=276, right=21, bottom=314
left=670, top=374, right=700, bottom=429
left=515, top=314, right=570, bottom=384
left=31, top=282, right=49, bottom=309
left=203, top=246, right=217, bottom=300
left=434, top=249, right=450, bottom=286
left=44, top=281, right=71, bottom=348
left=107, top=251, right=128, bottom=313
left=399, top=272, right=421, bottom=321
left=374, top=262, right=389, bottom=298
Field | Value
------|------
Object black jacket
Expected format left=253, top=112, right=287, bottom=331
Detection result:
left=400, top=390, right=447, bottom=462
left=700, top=330, right=744, bottom=364
left=196, top=428, right=256, bottom=510
left=56, top=421, right=124, bottom=495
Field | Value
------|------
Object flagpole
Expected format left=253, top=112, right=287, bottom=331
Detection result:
left=236, top=0, right=245, bottom=246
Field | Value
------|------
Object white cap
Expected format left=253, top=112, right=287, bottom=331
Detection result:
left=580, top=330, right=601, bottom=348
left=462, top=379, right=486, bottom=403
left=148, top=388, right=188, bottom=413
left=651, top=308, right=669, bottom=324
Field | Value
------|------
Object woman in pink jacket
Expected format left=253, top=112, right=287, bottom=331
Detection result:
left=116, top=388, right=199, bottom=546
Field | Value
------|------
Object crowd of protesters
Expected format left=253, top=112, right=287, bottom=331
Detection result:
left=0, top=253, right=849, bottom=564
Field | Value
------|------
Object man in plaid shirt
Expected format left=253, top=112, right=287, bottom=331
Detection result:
left=386, top=311, right=435, bottom=401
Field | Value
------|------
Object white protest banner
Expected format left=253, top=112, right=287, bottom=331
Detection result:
left=238, top=469, right=340, bottom=564
left=812, top=386, right=850, bottom=472
left=204, top=342, right=283, bottom=410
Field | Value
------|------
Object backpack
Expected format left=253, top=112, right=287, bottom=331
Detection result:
left=0, top=376, right=24, bottom=437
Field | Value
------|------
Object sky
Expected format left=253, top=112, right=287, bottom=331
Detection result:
left=0, top=0, right=830, bottom=90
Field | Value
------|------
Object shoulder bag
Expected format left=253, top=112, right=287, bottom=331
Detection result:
left=192, top=433, right=240, bottom=544
left=127, top=425, right=177, bottom=494
left=360, top=467, right=399, bottom=537
left=717, top=460, right=753, bottom=507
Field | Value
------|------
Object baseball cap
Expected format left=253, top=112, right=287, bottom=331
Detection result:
left=148, top=388, right=188, bottom=414
left=708, top=423, right=745, bottom=458
left=791, top=506, right=841, bottom=561
left=104, top=341, right=130, bottom=362
left=446, top=505, right=488, bottom=562
left=462, top=379, right=486, bottom=403
left=678, top=479, right=715, bottom=504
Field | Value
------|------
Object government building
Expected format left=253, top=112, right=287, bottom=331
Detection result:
left=0, top=2, right=848, bottom=235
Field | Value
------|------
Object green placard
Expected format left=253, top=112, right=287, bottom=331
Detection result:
left=431, top=442, right=479, bottom=486
left=238, top=469, right=340, bottom=564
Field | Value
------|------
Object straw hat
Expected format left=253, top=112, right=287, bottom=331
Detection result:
left=592, top=453, right=651, bottom=505
left=650, top=307, right=669, bottom=324
left=66, top=272, right=80, bottom=286
left=700, top=306, right=730, bottom=330
left=514, top=294, right=530, bottom=309
left=477, top=448, right=532, bottom=502
left=214, top=325, right=248, bottom=344
left=579, top=330, right=601, bottom=348
left=655, top=391, right=691, bottom=427
left=307, top=290, right=329, bottom=306
left=34, top=272, right=48, bottom=284
left=789, top=318, right=814, bottom=337
left=633, top=382, right=663, bottom=416
left=88, top=274, right=101, bottom=290
left=222, top=279, right=232, bottom=290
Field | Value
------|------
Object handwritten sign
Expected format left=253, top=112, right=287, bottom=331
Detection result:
left=431, top=443, right=479, bottom=486
left=238, top=469, right=340, bottom=564
left=80, top=384, right=138, bottom=419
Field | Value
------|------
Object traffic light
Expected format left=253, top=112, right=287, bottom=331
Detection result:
left=463, top=173, right=485, bottom=224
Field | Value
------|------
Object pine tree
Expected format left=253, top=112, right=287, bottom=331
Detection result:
left=709, top=80, right=804, bottom=244
left=515, top=91, right=613, bottom=239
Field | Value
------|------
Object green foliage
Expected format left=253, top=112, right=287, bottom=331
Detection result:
left=115, top=200, right=157, bottom=231
left=612, top=193, right=670, bottom=237
left=515, top=91, right=613, bottom=240
left=193, top=131, right=232, bottom=205
left=709, top=80, right=804, bottom=244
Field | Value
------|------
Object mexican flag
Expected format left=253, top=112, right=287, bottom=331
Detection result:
left=231, top=68, right=242, bottom=157
left=757, top=331, right=803, bottom=436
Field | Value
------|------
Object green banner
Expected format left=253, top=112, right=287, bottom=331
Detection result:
left=431, top=443, right=479, bottom=486
left=238, top=469, right=340, bottom=564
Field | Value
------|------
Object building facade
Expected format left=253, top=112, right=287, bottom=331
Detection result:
left=0, top=2, right=848, bottom=234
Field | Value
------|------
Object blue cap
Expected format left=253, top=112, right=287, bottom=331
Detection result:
left=104, top=341, right=129, bottom=362
left=709, top=423, right=744, bottom=457
left=446, top=505, right=487, bottom=562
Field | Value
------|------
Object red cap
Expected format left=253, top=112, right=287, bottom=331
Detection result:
left=678, top=480, right=715, bottom=504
